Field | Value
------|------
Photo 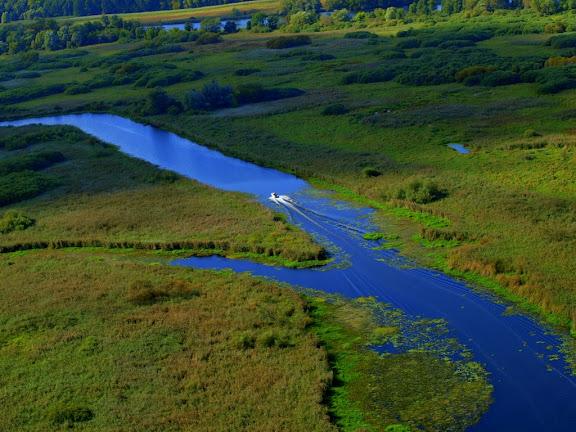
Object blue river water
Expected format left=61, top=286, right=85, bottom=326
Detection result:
left=2, top=113, right=575, bottom=431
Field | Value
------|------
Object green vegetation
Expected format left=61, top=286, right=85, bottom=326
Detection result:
left=310, top=296, right=492, bottom=431
left=0, top=251, right=336, bottom=430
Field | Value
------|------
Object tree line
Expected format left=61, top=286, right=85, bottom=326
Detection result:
left=0, top=0, right=245, bottom=22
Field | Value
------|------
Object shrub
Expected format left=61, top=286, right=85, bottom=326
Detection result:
left=65, top=83, right=91, bottom=95
left=51, top=406, right=94, bottom=426
left=342, top=69, right=395, bottom=84
left=186, top=81, right=234, bottom=111
left=396, top=180, right=447, bottom=204
left=302, top=53, right=335, bottom=61
left=345, top=31, right=378, bottom=39
left=381, top=49, right=406, bottom=59
left=235, top=333, right=256, bottom=350
left=266, top=35, right=311, bottom=49
left=524, top=129, right=541, bottom=138
left=545, top=56, right=576, bottom=67
left=322, top=104, right=349, bottom=116
left=234, top=84, right=304, bottom=105
left=0, top=83, right=65, bottom=104
left=135, top=70, right=203, bottom=88
left=549, top=34, right=576, bottom=49
left=127, top=279, right=200, bottom=305
left=455, top=65, right=496, bottom=82
left=538, top=78, right=576, bottom=94
left=196, top=32, right=222, bottom=45
left=362, top=167, right=382, bottom=177
left=438, top=39, right=475, bottom=49
left=0, top=171, right=55, bottom=206
left=0, top=151, right=65, bottom=176
left=544, top=22, right=566, bottom=34
left=479, top=70, right=521, bottom=87
left=0, top=210, right=35, bottom=234
left=19, top=71, right=41, bottom=79
left=396, top=38, right=420, bottom=49
left=142, top=88, right=182, bottom=115
left=233, top=83, right=269, bottom=104
left=234, top=68, right=261, bottom=76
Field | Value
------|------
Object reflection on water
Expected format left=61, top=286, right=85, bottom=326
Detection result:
left=2, top=113, right=576, bottom=431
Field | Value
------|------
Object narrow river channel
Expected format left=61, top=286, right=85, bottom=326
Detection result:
left=2, top=113, right=576, bottom=431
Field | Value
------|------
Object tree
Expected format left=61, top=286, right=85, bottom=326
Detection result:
left=282, top=0, right=321, bottom=15
left=144, top=88, right=181, bottom=115
left=201, top=17, right=221, bottom=33
left=185, top=81, right=233, bottom=111
left=1, top=12, right=8, bottom=24
left=44, top=30, right=61, bottom=50
left=223, top=20, right=238, bottom=34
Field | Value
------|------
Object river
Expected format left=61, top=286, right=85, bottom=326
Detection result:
left=2, top=113, right=575, bottom=431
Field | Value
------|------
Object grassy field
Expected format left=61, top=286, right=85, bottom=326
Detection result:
left=57, top=0, right=281, bottom=25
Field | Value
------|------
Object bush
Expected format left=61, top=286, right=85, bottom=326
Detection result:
left=344, top=31, right=378, bottom=39
left=549, top=34, right=576, bottom=49
left=135, top=70, right=203, bottom=88
left=0, top=83, right=65, bottom=104
left=51, top=407, right=94, bottom=426
left=455, top=65, right=496, bottom=82
left=342, top=69, right=395, bottom=84
left=479, top=70, right=521, bottom=87
left=0, top=210, right=35, bottom=234
left=19, top=71, right=41, bottom=79
left=127, top=279, right=200, bottom=305
left=0, top=171, right=55, bottom=206
left=322, top=104, right=349, bottom=116
left=234, top=84, right=304, bottom=105
left=142, top=88, right=182, bottom=115
left=363, top=167, right=382, bottom=178
left=186, top=81, right=234, bottom=111
left=524, top=129, right=541, bottom=138
left=438, top=39, right=475, bottom=49
left=266, top=35, right=311, bottom=49
left=396, top=180, right=447, bottom=204
left=234, top=68, right=261, bottom=76
left=65, top=83, right=91, bottom=95
left=381, top=50, right=406, bottom=59
left=544, top=22, right=566, bottom=34
left=396, top=38, right=420, bottom=49
left=196, top=32, right=222, bottom=45
left=0, top=151, right=65, bottom=176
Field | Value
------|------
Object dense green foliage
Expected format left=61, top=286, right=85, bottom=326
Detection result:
left=0, top=0, right=249, bottom=21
